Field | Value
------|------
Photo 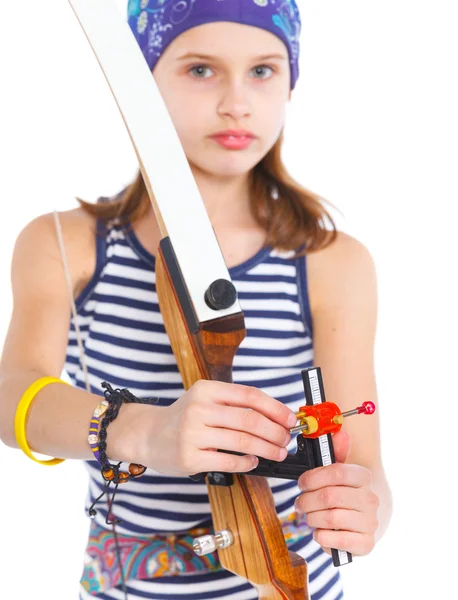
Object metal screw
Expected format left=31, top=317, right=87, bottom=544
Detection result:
left=192, top=530, right=234, bottom=556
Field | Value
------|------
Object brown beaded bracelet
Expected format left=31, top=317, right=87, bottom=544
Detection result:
left=87, top=382, right=160, bottom=523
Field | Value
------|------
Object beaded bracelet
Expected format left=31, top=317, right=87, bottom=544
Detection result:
left=87, top=398, right=109, bottom=464
left=87, top=382, right=160, bottom=523
left=88, top=383, right=147, bottom=484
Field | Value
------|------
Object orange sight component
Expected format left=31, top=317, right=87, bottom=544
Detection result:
left=292, top=401, right=376, bottom=438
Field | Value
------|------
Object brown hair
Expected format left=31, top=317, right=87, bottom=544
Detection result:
left=77, top=130, right=339, bottom=257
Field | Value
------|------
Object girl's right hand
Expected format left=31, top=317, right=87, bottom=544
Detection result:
left=115, top=380, right=297, bottom=477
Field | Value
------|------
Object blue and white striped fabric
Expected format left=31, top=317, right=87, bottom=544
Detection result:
left=64, top=218, right=343, bottom=599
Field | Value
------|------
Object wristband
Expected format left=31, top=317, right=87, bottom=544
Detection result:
left=14, top=376, right=69, bottom=465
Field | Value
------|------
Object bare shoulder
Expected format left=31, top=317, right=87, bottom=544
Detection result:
left=13, top=207, right=97, bottom=298
left=306, top=230, right=377, bottom=315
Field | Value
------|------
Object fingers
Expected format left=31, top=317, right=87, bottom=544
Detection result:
left=298, top=462, right=372, bottom=493
left=200, top=428, right=289, bottom=463
left=313, top=529, right=376, bottom=557
left=195, top=380, right=297, bottom=429
left=304, top=508, right=378, bottom=535
left=295, top=486, right=372, bottom=514
left=181, top=380, right=296, bottom=475
left=192, top=449, right=260, bottom=474
left=204, top=404, right=291, bottom=449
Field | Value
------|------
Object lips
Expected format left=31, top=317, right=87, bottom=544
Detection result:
left=209, top=129, right=256, bottom=150
left=211, top=130, right=255, bottom=138
left=211, top=135, right=254, bottom=150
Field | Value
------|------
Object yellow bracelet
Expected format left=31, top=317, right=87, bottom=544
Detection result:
left=14, top=376, right=70, bottom=466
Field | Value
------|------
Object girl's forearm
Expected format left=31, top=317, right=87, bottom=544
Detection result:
left=0, top=371, right=150, bottom=463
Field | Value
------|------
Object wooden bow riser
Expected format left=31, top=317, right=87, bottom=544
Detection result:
left=155, top=249, right=309, bottom=600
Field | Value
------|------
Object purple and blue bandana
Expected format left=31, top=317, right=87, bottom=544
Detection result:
left=127, top=0, right=302, bottom=89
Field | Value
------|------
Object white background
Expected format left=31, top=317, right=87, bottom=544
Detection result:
left=1, top=1, right=457, bottom=598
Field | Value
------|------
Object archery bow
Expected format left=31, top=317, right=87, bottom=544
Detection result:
left=68, top=1, right=374, bottom=597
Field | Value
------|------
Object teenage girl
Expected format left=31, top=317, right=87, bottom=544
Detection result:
left=0, top=1, right=392, bottom=599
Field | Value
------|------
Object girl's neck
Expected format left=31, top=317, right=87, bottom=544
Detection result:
left=140, top=171, right=257, bottom=231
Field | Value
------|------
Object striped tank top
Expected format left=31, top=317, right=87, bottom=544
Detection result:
left=64, top=217, right=344, bottom=600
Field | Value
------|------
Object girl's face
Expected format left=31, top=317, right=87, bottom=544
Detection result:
left=152, top=21, right=291, bottom=181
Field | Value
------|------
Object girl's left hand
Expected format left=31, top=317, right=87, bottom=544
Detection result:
left=295, top=430, right=380, bottom=557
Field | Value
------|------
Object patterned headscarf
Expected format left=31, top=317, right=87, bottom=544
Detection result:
left=127, top=0, right=302, bottom=89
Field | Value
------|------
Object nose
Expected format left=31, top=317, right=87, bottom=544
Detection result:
left=217, top=79, right=252, bottom=122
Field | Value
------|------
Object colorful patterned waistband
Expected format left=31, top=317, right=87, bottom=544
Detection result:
left=81, top=511, right=313, bottom=595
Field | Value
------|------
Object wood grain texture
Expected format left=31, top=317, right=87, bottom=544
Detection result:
left=156, top=251, right=309, bottom=599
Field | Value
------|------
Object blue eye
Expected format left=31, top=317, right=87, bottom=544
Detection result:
left=252, top=65, right=274, bottom=79
left=189, top=65, right=212, bottom=78
left=188, top=64, right=274, bottom=80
